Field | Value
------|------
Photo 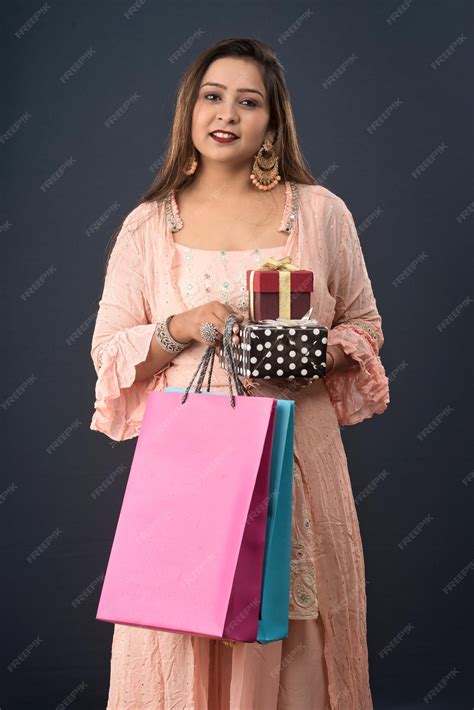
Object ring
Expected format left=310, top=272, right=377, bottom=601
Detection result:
left=200, top=321, right=220, bottom=343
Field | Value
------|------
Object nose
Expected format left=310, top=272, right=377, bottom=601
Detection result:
left=216, top=100, right=239, bottom=124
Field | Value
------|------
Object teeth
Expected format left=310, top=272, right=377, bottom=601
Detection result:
left=212, top=132, right=237, bottom=138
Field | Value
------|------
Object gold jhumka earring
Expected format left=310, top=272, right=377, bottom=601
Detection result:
left=250, top=137, right=281, bottom=191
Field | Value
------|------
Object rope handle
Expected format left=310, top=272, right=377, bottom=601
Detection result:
left=180, top=314, right=247, bottom=408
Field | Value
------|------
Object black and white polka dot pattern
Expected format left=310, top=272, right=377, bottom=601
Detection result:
left=220, top=322, right=328, bottom=380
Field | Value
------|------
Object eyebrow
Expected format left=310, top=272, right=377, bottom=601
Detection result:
left=200, top=82, right=265, bottom=99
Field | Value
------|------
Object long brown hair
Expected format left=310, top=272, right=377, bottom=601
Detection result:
left=104, top=36, right=317, bottom=274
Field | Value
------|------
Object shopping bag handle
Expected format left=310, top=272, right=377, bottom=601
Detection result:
left=180, top=314, right=246, bottom=408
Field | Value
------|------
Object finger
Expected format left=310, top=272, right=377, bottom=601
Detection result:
left=208, top=312, right=226, bottom=341
left=220, top=303, right=245, bottom=322
left=210, top=310, right=226, bottom=328
left=198, top=316, right=223, bottom=345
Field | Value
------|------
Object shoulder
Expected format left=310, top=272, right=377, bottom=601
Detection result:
left=116, top=200, right=160, bottom=255
left=122, top=200, right=158, bottom=233
left=296, top=182, right=351, bottom=223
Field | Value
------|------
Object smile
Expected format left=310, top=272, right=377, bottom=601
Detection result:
left=209, top=131, right=240, bottom=143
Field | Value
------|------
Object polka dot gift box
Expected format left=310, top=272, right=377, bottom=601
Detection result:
left=218, top=314, right=329, bottom=381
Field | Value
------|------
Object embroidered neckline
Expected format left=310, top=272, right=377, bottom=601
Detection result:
left=164, top=179, right=299, bottom=234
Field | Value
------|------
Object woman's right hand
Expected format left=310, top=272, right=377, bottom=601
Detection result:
left=168, top=301, right=244, bottom=347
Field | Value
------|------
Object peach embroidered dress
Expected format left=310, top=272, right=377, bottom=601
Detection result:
left=90, top=180, right=390, bottom=709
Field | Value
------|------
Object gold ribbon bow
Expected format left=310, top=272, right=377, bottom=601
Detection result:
left=249, top=256, right=302, bottom=321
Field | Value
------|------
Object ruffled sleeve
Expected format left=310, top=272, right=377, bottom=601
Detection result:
left=324, top=202, right=390, bottom=426
left=90, top=208, right=166, bottom=441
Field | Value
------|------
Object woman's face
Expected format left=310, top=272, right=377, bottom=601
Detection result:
left=191, top=56, right=272, bottom=168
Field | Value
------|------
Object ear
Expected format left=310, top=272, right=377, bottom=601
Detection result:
left=265, top=130, right=275, bottom=146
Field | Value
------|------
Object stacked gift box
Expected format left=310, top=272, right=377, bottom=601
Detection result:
left=218, top=257, right=329, bottom=381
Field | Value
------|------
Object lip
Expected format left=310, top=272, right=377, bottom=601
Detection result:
left=209, top=131, right=240, bottom=143
left=209, top=130, right=239, bottom=138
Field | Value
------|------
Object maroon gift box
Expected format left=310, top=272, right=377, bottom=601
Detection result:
left=246, top=269, right=313, bottom=322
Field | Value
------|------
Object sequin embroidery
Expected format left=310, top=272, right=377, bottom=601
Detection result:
left=288, top=459, right=320, bottom=619
left=344, top=319, right=380, bottom=345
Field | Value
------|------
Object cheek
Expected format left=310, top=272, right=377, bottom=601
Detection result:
left=192, top=102, right=215, bottom=130
left=241, top=116, right=268, bottom=144
left=242, top=110, right=268, bottom=130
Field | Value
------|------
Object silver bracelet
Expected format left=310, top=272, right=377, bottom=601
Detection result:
left=154, top=315, right=192, bottom=353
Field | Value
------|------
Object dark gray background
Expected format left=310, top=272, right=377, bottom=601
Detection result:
left=1, top=1, right=473, bottom=708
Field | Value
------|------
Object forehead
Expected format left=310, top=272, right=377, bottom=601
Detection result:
left=201, top=57, right=265, bottom=94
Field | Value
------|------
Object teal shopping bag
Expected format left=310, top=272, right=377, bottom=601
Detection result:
left=164, top=387, right=294, bottom=643
left=256, top=397, right=294, bottom=644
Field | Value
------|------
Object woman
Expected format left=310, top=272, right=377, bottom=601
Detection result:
left=90, top=37, right=389, bottom=710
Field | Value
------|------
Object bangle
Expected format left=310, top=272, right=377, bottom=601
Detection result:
left=326, top=350, right=335, bottom=373
left=154, top=315, right=192, bottom=354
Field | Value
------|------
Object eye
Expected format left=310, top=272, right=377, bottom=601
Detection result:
left=203, top=93, right=257, bottom=107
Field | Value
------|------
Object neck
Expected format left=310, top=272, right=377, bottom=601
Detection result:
left=186, top=160, right=256, bottom=198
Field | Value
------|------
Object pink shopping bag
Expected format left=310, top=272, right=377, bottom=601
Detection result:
left=96, top=386, right=278, bottom=642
